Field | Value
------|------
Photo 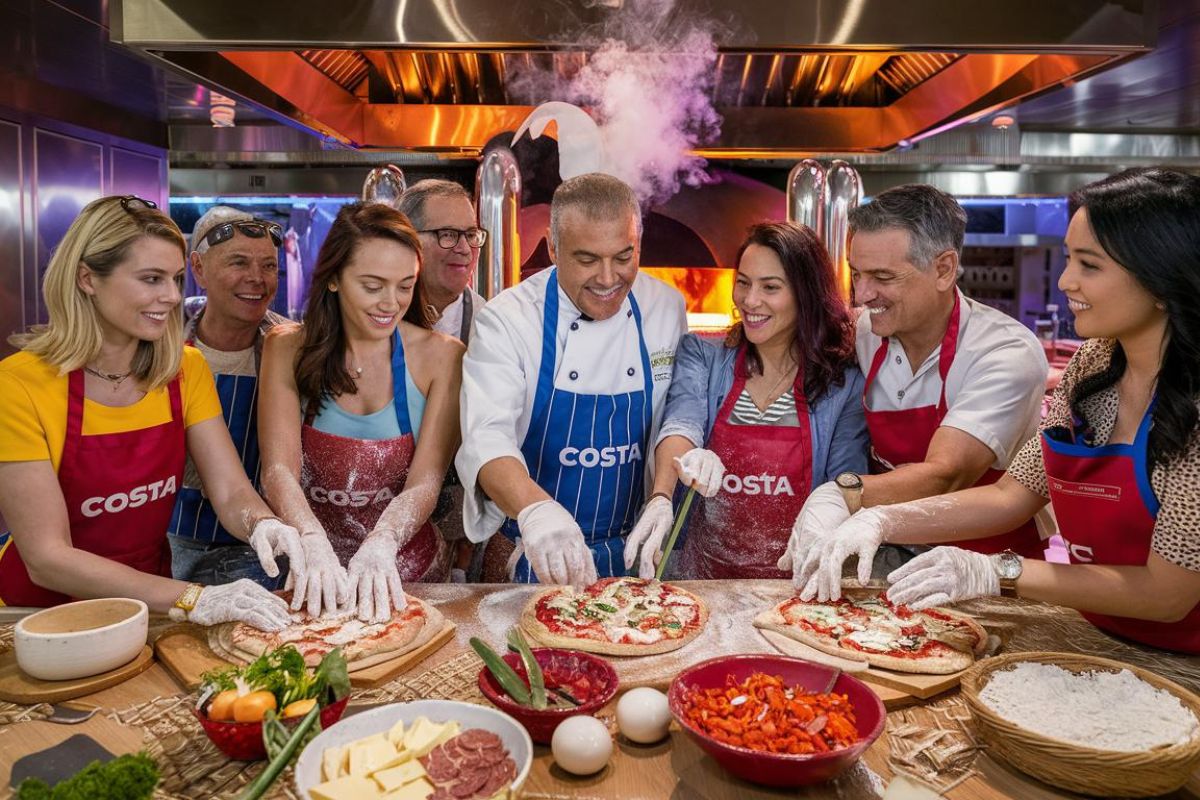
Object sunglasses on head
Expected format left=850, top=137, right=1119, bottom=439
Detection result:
left=200, top=220, right=284, bottom=249
left=118, top=195, right=158, bottom=212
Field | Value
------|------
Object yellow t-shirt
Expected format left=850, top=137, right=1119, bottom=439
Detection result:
left=0, top=347, right=223, bottom=473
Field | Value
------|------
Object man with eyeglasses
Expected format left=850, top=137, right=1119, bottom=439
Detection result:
left=168, top=206, right=290, bottom=589
left=779, top=183, right=1049, bottom=595
left=399, top=180, right=487, bottom=344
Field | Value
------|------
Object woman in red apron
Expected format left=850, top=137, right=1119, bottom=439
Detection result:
left=849, top=168, right=1200, bottom=654
left=624, top=222, right=867, bottom=579
left=0, top=196, right=297, bottom=631
left=259, top=202, right=461, bottom=623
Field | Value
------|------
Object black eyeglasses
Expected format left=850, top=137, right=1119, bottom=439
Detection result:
left=200, top=220, right=284, bottom=249
left=419, top=227, right=487, bottom=249
left=119, top=195, right=157, bottom=212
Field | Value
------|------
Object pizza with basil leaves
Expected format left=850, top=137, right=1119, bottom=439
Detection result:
left=520, top=577, right=708, bottom=656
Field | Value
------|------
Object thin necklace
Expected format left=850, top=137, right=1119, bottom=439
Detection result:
left=84, top=365, right=133, bottom=392
left=750, top=358, right=798, bottom=413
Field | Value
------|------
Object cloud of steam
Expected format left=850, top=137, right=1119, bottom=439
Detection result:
left=507, top=0, right=723, bottom=207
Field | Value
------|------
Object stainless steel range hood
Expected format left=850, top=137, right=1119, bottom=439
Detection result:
left=112, top=0, right=1156, bottom=156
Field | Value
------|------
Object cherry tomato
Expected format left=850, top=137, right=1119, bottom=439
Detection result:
left=208, top=689, right=239, bottom=721
left=232, top=690, right=277, bottom=722
left=282, top=698, right=317, bottom=718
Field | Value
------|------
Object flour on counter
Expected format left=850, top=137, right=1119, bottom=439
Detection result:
left=979, top=662, right=1199, bottom=751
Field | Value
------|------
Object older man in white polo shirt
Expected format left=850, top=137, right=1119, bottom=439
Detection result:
left=456, top=173, right=687, bottom=586
left=780, top=184, right=1049, bottom=598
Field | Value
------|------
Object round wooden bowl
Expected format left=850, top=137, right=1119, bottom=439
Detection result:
left=960, top=651, right=1200, bottom=797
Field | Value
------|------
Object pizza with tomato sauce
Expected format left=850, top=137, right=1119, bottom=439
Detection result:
left=520, top=577, right=708, bottom=656
left=753, top=590, right=986, bottom=674
left=210, top=593, right=446, bottom=669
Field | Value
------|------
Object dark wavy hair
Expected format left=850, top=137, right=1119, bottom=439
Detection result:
left=295, top=202, right=430, bottom=412
left=1067, top=167, right=1200, bottom=469
left=725, top=221, right=856, bottom=402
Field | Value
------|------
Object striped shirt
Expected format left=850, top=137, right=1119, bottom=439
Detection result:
left=729, top=388, right=800, bottom=427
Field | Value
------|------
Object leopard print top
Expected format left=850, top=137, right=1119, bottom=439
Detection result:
left=1006, top=338, right=1200, bottom=572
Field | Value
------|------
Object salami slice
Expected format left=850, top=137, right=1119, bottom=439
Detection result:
left=449, top=767, right=489, bottom=798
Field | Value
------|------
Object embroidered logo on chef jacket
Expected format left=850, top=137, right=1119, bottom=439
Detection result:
left=308, top=486, right=395, bottom=507
left=650, top=347, right=676, bottom=383
left=558, top=443, right=643, bottom=468
left=721, top=473, right=795, bottom=496
left=1048, top=477, right=1122, bottom=502
left=81, top=476, right=178, bottom=517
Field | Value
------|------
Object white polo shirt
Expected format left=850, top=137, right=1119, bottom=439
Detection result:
left=455, top=268, right=688, bottom=542
left=856, top=290, right=1048, bottom=470
left=432, top=287, right=486, bottom=342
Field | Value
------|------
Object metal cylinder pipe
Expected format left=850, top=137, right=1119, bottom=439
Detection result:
left=786, top=158, right=826, bottom=237
left=474, top=146, right=522, bottom=300
left=824, top=160, right=862, bottom=299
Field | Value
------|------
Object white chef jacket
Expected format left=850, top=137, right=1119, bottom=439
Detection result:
left=456, top=268, right=688, bottom=542
left=856, top=290, right=1048, bottom=470
left=432, top=286, right=486, bottom=342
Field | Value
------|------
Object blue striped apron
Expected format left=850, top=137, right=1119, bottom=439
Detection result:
left=500, top=270, right=654, bottom=582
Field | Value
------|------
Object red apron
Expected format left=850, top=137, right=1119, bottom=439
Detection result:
left=1042, top=403, right=1200, bottom=653
left=0, top=371, right=184, bottom=606
left=300, top=331, right=445, bottom=583
left=680, top=346, right=814, bottom=579
left=863, top=294, right=1043, bottom=558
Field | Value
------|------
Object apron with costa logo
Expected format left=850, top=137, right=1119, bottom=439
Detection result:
left=0, top=371, right=184, bottom=606
left=863, top=293, right=1043, bottom=558
left=499, top=269, right=654, bottom=582
left=301, top=329, right=444, bottom=582
left=1042, top=400, right=1200, bottom=653
left=680, top=345, right=814, bottom=579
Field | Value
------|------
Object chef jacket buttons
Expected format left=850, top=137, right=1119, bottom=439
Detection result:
left=896, top=355, right=902, bottom=364
left=627, top=367, right=635, bottom=376
left=570, top=321, right=580, bottom=331
left=897, top=389, right=906, bottom=400
left=627, top=310, right=633, bottom=318
left=570, top=370, right=579, bottom=380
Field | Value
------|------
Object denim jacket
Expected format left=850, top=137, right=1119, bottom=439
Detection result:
left=657, top=333, right=869, bottom=490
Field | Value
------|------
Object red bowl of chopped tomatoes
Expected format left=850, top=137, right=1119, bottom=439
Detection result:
left=478, top=648, right=619, bottom=744
left=668, top=655, right=885, bottom=787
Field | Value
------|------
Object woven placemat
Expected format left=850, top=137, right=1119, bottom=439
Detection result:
left=107, top=650, right=489, bottom=800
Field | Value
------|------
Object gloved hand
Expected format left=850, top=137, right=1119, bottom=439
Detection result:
left=799, top=506, right=888, bottom=602
left=886, top=546, right=999, bottom=610
left=189, top=578, right=292, bottom=631
left=517, top=500, right=598, bottom=588
left=348, top=529, right=406, bottom=624
left=289, top=532, right=350, bottom=617
left=622, top=495, right=675, bottom=579
left=248, top=517, right=305, bottom=582
left=673, top=448, right=725, bottom=498
left=777, top=482, right=851, bottom=589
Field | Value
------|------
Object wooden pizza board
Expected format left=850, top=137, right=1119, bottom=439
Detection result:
left=153, top=621, right=455, bottom=690
left=0, top=645, right=155, bottom=704
left=855, top=662, right=967, bottom=699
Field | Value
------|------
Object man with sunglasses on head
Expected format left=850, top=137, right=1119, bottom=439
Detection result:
left=168, top=206, right=290, bottom=589
left=399, top=180, right=487, bottom=344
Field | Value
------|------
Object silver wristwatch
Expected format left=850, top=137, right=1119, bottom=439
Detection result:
left=990, top=549, right=1023, bottom=597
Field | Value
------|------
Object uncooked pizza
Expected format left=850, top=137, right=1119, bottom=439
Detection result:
left=754, top=591, right=986, bottom=674
left=209, top=593, right=445, bottom=668
left=520, top=576, right=708, bottom=656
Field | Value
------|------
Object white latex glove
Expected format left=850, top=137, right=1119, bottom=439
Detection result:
left=347, top=530, right=406, bottom=624
left=622, top=495, right=675, bottom=579
left=517, top=500, right=598, bottom=588
left=290, top=532, right=350, bottom=617
left=248, top=517, right=305, bottom=583
left=799, top=506, right=888, bottom=602
left=777, top=481, right=851, bottom=589
left=673, top=448, right=725, bottom=498
left=886, top=546, right=999, bottom=610
left=189, top=578, right=292, bottom=631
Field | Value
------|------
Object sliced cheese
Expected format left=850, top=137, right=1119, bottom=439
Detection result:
left=322, top=744, right=347, bottom=782
left=425, top=720, right=460, bottom=753
left=372, top=748, right=413, bottom=773
left=381, top=778, right=435, bottom=800
left=310, top=775, right=384, bottom=800
left=372, top=760, right=426, bottom=792
left=350, top=738, right=397, bottom=777
left=403, top=717, right=458, bottom=758
left=386, top=718, right=406, bottom=746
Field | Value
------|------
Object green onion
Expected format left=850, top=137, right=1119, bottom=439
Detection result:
left=507, top=628, right=547, bottom=710
left=239, top=703, right=321, bottom=800
left=655, top=485, right=697, bottom=581
left=470, top=637, right=532, bottom=706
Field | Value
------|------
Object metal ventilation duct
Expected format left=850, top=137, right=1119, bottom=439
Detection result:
left=112, top=0, right=1155, bottom=156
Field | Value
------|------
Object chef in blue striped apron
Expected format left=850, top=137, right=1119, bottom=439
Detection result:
left=168, top=207, right=290, bottom=587
left=456, top=174, right=687, bottom=586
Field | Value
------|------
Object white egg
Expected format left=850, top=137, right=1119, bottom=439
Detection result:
left=551, top=715, right=612, bottom=775
left=616, top=687, right=671, bottom=744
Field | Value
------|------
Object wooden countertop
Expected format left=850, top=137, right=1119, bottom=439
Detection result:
left=2, top=581, right=1198, bottom=800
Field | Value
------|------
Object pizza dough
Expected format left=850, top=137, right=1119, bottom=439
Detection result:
left=209, top=593, right=445, bottom=671
left=520, top=577, right=708, bottom=657
left=754, top=590, right=986, bottom=675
